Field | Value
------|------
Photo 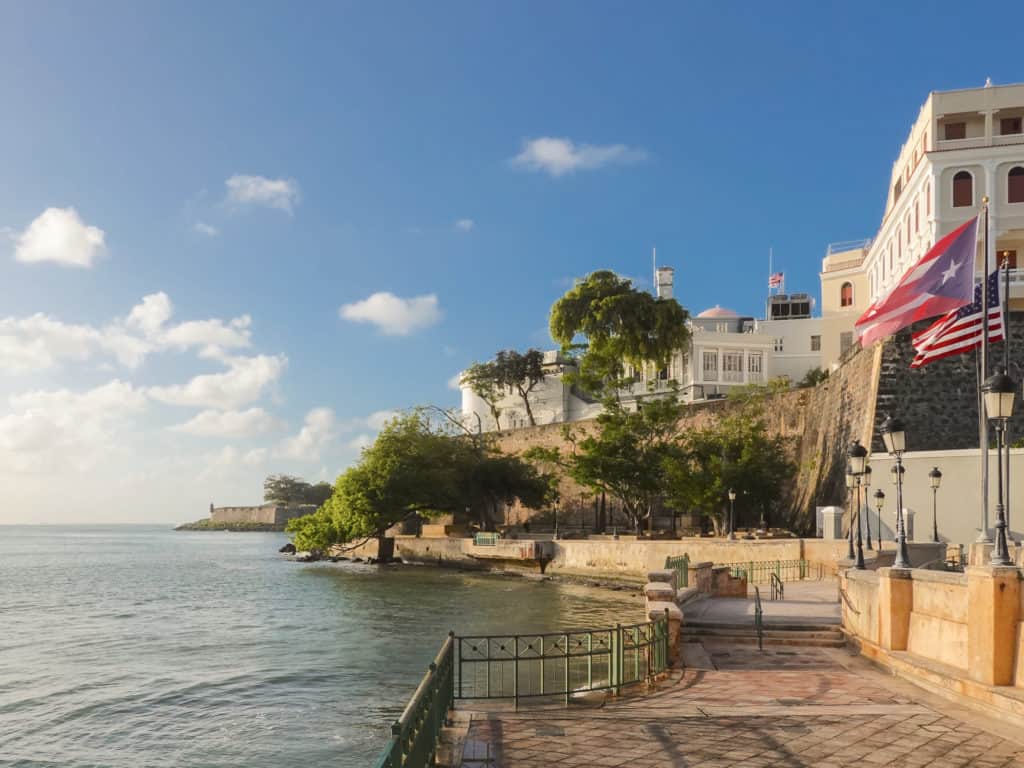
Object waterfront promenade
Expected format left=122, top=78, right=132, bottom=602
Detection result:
left=459, top=643, right=1024, bottom=767
left=457, top=587, right=1024, bottom=768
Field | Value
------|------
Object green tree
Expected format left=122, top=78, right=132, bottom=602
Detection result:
left=264, top=474, right=312, bottom=504
left=287, top=409, right=555, bottom=551
left=494, top=349, right=545, bottom=426
left=304, top=481, right=334, bottom=507
left=549, top=270, right=690, bottom=397
left=665, top=385, right=795, bottom=535
left=526, top=396, right=686, bottom=535
left=460, top=361, right=504, bottom=429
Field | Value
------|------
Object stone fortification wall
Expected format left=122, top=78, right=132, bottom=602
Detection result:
left=873, top=312, right=1024, bottom=452
left=211, top=504, right=315, bottom=525
left=491, top=341, right=883, bottom=532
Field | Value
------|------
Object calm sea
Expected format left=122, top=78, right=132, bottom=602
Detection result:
left=0, top=526, right=640, bottom=767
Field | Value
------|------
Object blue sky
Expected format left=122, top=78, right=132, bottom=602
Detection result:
left=2, top=1, right=1023, bottom=522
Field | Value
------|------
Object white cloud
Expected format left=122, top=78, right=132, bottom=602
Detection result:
left=126, top=292, right=174, bottom=337
left=346, top=433, right=373, bottom=452
left=455, top=218, right=474, bottom=232
left=225, top=174, right=300, bottom=214
left=364, top=409, right=398, bottom=430
left=13, top=207, right=106, bottom=267
left=279, top=407, right=337, bottom=461
left=148, top=353, right=287, bottom=410
left=339, top=292, right=442, bottom=336
left=0, top=293, right=253, bottom=375
left=0, top=380, right=146, bottom=473
left=170, top=407, right=283, bottom=438
left=511, top=137, right=646, bottom=177
left=194, top=221, right=219, bottom=237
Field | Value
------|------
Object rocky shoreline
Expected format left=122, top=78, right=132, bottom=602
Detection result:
left=175, top=519, right=286, bottom=532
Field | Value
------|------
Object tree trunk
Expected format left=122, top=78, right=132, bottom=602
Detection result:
left=517, top=385, right=536, bottom=426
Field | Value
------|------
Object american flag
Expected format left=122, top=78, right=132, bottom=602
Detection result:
left=910, top=270, right=1004, bottom=368
left=768, top=272, right=784, bottom=288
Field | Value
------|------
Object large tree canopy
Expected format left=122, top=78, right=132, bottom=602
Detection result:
left=286, top=409, right=555, bottom=551
left=665, top=384, right=795, bottom=534
left=263, top=474, right=333, bottom=506
left=526, top=396, right=687, bottom=535
left=461, top=349, right=546, bottom=428
left=549, top=271, right=690, bottom=397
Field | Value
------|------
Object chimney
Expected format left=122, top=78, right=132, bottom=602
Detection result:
left=655, top=266, right=675, bottom=300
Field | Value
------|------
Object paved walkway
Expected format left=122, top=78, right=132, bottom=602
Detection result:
left=683, top=581, right=841, bottom=625
left=458, top=642, right=1024, bottom=768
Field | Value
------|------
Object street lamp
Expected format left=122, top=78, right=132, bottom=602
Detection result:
left=928, top=467, right=943, bottom=544
left=845, top=464, right=856, bottom=562
left=863, top=465, right=873, bottom=550
left=881, top=414, right=911, bottom=569
left=849, top=440, right=867, bottom=569
left=874, top=489, right=885, bottom=547
left=983, top=368, right=1016, bottom=565
left=553, top=503, right=560, bottom=540
left=727, top=488, right=737, bottom=540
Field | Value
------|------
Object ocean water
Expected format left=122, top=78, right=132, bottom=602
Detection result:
left=0, top=526, right=640, bottom=767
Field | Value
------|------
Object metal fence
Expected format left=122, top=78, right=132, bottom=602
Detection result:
left=724, top=559, right=823, bottom=584
left=664, top=554, right=690, bottom=587
left=473, top=532, right=500, bottom=546
left=455, top=612, right=670, bottom=708
left=374, top=633, right=455, bottom=768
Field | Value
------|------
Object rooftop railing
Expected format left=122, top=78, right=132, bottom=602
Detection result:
left=826, top=238, right=872, bottom=256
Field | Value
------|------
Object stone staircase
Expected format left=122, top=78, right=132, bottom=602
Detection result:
left=682, top=620, right=846, bottom=648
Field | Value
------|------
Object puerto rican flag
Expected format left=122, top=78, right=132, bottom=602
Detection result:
left=910, top=270, right=1004, bottom=368
left=856, top=216, right=979, bottom=347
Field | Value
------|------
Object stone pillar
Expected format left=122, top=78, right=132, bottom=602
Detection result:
left=820, top=507, right=844, bottom=540
left=877, top=567, right=913, bottom=651
left=966, top=565, right=1021, bottom=686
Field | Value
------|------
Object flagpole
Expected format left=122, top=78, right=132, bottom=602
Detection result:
left=979, top=201, right=991, bottom=543
left=1003, top=253, right=1012, bottom=542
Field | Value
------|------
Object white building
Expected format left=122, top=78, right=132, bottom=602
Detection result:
left=862, top=81, right=1024, bottom=309
left=460, top=267, right=822, bottom=432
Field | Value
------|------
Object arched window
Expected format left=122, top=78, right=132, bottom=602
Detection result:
left=840, top=282, right=854, bottom=307
left=953, top=170, right=973, bottom=207
left=1009, top=166, right=1024, bottom=204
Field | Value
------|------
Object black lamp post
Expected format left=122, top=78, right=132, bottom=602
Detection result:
left=727, top=488, right=737, bottom=540
left=553, top=503, right=560, bottom=540
left=881, top=414, right=911, bottom=569
left=849, top=440, right=868, bottom=569
left=874, top=489, right=885, bottom=547
left=863, top=465, right=874, bottom=550
left=983, top=368, right=1016, bottom=566
left=845, top=463, right=856, bottom=562
left=928, top=467, right=943, bottom=544
left=889, top=462, right=905, bottom=542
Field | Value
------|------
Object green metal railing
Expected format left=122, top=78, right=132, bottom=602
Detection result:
left=374, top=633, right=455, bottom=768
left=769, top=572, right=784, bottom=601
left=664, top=554, right=690, bottom=587
left=724, top=559, right=823, bottom=584
left=753, top=586, right=764, bottom=652
left=473, top=532, right=500, bottom=547
left=455, top=611, right=670, bottom=708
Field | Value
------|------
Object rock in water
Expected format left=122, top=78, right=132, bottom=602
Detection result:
left=279, top=542, right=297, bottom=554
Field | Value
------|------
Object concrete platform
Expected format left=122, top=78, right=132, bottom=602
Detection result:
left=682, top=579, right=841, bottom=626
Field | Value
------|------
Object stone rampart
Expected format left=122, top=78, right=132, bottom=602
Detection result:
left=211, top=504, right=315, bottom=526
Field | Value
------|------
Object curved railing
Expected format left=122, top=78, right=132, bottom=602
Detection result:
left=456, top=612, right=670, bottom=708
left=374, top=633, right=455, bottom=768
left=372, top=613, right=671, bottom=767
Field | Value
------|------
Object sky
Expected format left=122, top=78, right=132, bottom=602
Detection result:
left=3, top=1, right=1024, bottom=523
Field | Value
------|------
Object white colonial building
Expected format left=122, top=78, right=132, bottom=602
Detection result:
left=866, top=81, right=1024, bottom=307
left=460, top=267, right=822, bottom=432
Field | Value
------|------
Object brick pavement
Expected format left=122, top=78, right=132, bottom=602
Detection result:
left=458, top=644, right=1024, bottom=768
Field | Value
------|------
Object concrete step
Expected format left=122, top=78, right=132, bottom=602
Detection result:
left=684, top=621, right=841, bottom=633
left=684, top=634, right=848, bottom=648
left=682, top=627, right=843, bottom=640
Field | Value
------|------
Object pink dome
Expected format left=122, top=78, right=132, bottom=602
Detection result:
left=696, top=305, right=739, bottom=319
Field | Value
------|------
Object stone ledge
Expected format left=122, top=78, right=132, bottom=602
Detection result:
left=850, top=635, right=1024, bottom=728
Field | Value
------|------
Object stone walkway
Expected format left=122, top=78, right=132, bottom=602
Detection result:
left=682, top=581, right=842, bottom=625
left=458, top=643, right=1024, bottom=768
